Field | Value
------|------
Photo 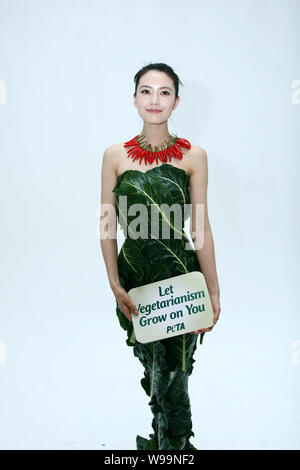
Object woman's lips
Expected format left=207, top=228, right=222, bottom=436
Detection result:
left=147, top=109, right=162, bottom=113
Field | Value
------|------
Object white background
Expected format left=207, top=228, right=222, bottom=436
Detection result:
left=0, top=0, right=299, bottom=450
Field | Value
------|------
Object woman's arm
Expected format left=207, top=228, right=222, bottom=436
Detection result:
left=100, top=146, right=120, bottom=289
left=99, top=146, right=138, bottom=321
left=189, top=146, right=221, bottom=329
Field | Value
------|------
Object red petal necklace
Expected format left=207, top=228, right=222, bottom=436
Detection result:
left=123, top=133, right=191, bottom=166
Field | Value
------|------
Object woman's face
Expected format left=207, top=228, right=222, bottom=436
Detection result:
left=133, top=70, right=180, bottom=123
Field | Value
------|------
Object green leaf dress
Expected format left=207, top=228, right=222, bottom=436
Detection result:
left=112, top=163, right=205, bottom=450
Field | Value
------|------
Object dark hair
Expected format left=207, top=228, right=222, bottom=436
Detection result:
left=133, top=62, right=183, bottom=99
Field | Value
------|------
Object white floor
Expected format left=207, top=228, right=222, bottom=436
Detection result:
left=0, top=301, right=299, bottom=450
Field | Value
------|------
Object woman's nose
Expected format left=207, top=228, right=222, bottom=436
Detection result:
left=150, top=93, right=160, bottom=105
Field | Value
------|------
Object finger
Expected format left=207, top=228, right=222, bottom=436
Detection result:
left=121, top=304, right=132, bottom=322
left=190, top=328, right=207, bottom=334
left=130, top=304, right=139, bottom=315
left=194, top=327, right=213, bottom=334
left=124, top=312, right=132, bottom=321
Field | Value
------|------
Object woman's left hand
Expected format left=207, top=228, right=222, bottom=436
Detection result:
left=189, top=292, right=221, bottom=335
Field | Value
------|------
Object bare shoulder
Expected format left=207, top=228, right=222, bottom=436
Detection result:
left=101, top=143, right=123, bottom=175
left=190, top=144, right=207, bottom=160
left=102, top=142, right=122, bottom=158
left=189, top=144, right=208, bottom=175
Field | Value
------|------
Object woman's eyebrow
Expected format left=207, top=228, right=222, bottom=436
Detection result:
left=139, top=85, right=172, bottom=90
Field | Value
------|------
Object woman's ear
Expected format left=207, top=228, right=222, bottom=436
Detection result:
left=133, top=93, right=137, bottom=109
left=173, top=96, right=180, bottom=110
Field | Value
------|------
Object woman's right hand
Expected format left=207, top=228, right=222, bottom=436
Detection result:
left=112, top=283, right=139, bottom=322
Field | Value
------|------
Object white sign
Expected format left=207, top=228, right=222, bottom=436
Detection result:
left=128, top=271, right=214, bottom=344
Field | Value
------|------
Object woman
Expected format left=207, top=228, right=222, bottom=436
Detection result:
left=100, top=63, right=221, bottom=450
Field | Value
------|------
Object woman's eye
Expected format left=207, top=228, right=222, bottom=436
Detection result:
left=141, top=90, right=170, bottom=95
